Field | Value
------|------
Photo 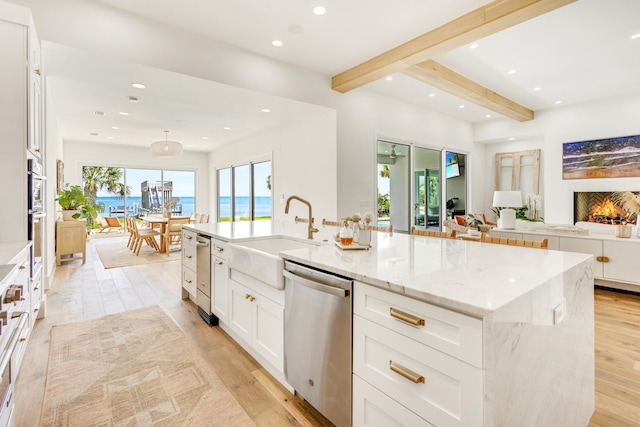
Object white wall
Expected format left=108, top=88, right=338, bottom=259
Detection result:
left=209, top=111, right=337, bottom=240
left=43, top=81, right=63, bottom=286
left=474, top=93, right=640, bottom=224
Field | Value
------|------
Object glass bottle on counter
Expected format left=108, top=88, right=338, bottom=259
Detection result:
left=339, top=221, right=354, bottom=245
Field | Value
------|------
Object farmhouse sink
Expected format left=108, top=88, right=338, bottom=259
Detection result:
left=227, top=235, right=323, bottom=289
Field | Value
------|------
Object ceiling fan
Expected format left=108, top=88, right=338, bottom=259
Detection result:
left=388, top=145, right=406, bottom=159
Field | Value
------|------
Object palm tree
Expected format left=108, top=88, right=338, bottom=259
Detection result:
left=82, top=167, right=131, bottom=225
left=82, top=167, right=129, bottom=204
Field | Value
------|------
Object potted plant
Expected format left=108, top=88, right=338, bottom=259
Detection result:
left=57, top=184, right=104, bottom=221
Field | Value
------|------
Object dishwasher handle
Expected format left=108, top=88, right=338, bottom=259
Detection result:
left=284, top=270, right=350, bottom=297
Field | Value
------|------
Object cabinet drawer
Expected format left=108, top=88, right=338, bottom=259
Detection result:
left=182, top=267, right=196, bottom=296
left=353, top=375, right=434, bottom=427
left=182, top=229, right=197, bottom=247
left=182, top=243, right=196, bottom=271
left=212, top=239, right=227, bottom=260
left=354, top=316, right=482, bottom=427
left=354, top=282, right=482, bottom=367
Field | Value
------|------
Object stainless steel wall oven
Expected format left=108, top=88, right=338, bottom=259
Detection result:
left=27, top=159, right=45, bottom=279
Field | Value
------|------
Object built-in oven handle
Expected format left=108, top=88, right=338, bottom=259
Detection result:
left=283, top=270, right=350, bottom=297
left=0, top=312, right=29, bottom=383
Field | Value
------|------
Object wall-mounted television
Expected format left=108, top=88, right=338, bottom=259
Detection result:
left=445, top=152, right=460, bottom=179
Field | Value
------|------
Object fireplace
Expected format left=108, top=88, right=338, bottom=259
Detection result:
left=574, top=192, right=638, bottom=224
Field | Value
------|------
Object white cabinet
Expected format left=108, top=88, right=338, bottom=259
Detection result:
left=211, top=239, right=229, bottom=324
left=602, top=240, right=638, bottom=283
left=228, top=278, right=284, bottom=372
left=492, top=228, right=640, bottom=289
left=559, top=237, right=603, bottom=279
left=559, top=237, right=639, bottom=285
left=353, top=282, right=482, bottom=427
left=181, top=229, right=197, bottom=300
left=28, top=24, right=42, bottom=158
left=353, top=365, right=435, bottom=427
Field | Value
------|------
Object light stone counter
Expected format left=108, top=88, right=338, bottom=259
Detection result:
left=280, top=232, right=595, bottom=427
left=183, top=222, right=594, bottom=426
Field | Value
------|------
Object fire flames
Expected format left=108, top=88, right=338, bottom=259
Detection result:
left=591, top=198, right=617, bottom=217
left=589, top=197, right=628, bottom=223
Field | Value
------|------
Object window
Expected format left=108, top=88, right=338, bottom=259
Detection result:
left=84, top=165, right=196, bottom=224
left=217, top=160, right=272, bottom=222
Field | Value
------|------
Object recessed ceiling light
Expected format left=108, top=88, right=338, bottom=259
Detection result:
left=261, top=108, right=271, bottom=113
left=486, top=114, right=492, bottom=118
left=459, top=105, right=465, bottom=108
left=112, top=126, right=119, bottom=130
left=632, top=33, right=640, bottom=39
left=555, top=100, right=562, bottom=104
left=385, top=76, right=393, bottom=81
left=128, top=96, right=138, bottom=103
left=131, top=83, right=146, bottom=89
left=508, top=69, right=516, bottom=75
left=534, top=87, right=541, bottom=91
left=106, top=136, right=113, bottom=140
left=119, top=112, right=129, bottom=116
left=202, top=137, right=209, bottom=140
left=313, top=6, right=326, bottom=15
left=224, top=127, right=231, bottom=130
left=272, top=40, right=283, bottom=47
left=508, top=137, right=515, bottom=141
left=470, top=43, right=479, bottom=49
left=428, top=93, right=435, bottom=98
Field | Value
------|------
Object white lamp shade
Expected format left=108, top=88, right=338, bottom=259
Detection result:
left=492, top=191, right=523, bottom=208
left=150, top=140, right=183, bottom=157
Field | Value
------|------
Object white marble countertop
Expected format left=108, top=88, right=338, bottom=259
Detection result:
left=279, top=232, right=591, bottom=317
left=182, top=221, right=591, bottom=317
left=184, top=221, right=276, bottom=241
left=0, top=241, right=30, bottom=264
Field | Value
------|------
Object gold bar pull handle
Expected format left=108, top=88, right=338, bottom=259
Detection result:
left=390, top=307, right=425, bottom=327
left=389, top=360, right=425, bottom=384
left=596, top=256, right=610, bottom=263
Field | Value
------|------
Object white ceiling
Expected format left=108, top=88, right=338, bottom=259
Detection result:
left=42, top=0, right=640, bottom=152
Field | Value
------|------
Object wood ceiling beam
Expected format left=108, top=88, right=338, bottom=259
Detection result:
left=331, top=0, right=577, bottom=94
left=403, top=60, right=534, bottom=121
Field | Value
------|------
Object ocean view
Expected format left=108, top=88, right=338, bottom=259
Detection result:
left=96, top=196, right=272, bottom=219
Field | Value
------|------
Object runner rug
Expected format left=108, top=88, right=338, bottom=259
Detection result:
left=40, top=306, right=255, bottom=426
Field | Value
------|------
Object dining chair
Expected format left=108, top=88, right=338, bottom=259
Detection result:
left=189, top=212, right=201, bottom=224
left=128, top=217, right=161, bottom=255
left=480, top=233, right=548, bottom=249
left=199, top=213, right=209, bottom=224
left=163, top=216, right=191, bottom=255
left=364, top=223, right=393, bottom=234
left=410, top=226, right=456, bottom=239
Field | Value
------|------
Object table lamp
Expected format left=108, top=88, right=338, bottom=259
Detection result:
left=492, top=191, right=523, bottom=229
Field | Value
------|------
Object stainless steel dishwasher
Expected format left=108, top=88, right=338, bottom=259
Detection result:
left=284, top=260, right=353, bottom=427
left=196, top=234, right=217, bottom=326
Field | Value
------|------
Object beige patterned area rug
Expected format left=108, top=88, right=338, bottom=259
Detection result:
left=95, top=242, right=180, bottom=269
left=40, top=306, right=255, bottom=427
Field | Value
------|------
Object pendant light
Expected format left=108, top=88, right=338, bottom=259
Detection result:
left=150, top=130, right=183, bottom=157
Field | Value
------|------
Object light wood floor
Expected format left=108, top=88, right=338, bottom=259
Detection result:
left=13, top=234, right=640, bottom=426
left=14, top=234, right=332, bottom=427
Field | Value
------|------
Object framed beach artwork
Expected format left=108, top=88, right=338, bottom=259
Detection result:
left=562, top=134, right=640, bottom=179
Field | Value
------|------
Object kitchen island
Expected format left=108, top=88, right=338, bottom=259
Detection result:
left=184, top=222, right=594, bottom=426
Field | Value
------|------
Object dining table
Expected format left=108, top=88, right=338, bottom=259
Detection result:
left=140, top=216, right=168, bottom=253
